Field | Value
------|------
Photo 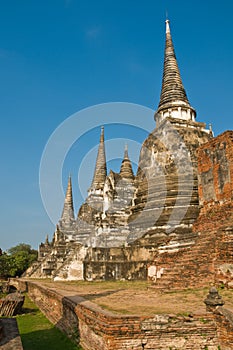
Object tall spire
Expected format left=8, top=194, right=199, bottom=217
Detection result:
left=89, top=126, right=107, bottom=191
left=120, top=144, right=134, bottom=180
left=155, top=19, right=196, bottom=123
left=61, top=175, right=75, bottom=222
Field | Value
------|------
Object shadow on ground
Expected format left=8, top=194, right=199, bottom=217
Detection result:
left=0, top=318, right=23, bottom=349
left=20, top=327, right=80, bottom=350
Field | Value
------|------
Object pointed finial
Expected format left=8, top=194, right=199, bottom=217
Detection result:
left=209, top=123, right=214, bottom=137
left=124, top=143, right=129, bottom=159
left=100, top=125, right=104, bottom=142
left=165, top=18, right=170, bottom=34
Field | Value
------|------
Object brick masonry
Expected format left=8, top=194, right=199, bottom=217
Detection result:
left=214, top=306, right=233, bottom=349
left=11, top=279, right=233, bottom=350
left=147, top=131, right=233, bottom=291
left=198, top=130, right=233, bottom=210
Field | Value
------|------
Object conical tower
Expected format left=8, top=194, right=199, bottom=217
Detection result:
left=155, top=19, right=196, bottom=124
left=120, top=145, right=134, bottom=180
left=60, top=175, right=75, bottom=223
left=89, top=126, right=107, bottom=193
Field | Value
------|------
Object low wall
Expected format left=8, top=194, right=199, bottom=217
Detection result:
left=26, top=282, right=79, bottom=340
left=76, top=305, right=218, bottom=350
left=214, top=306, right=233, bottom=349
left=12, top=279, right=233, bottom=349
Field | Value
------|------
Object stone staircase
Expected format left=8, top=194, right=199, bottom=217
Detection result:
left=52, top=243, right=86, bottom=281
left=22, top=260, right=42, bottom=277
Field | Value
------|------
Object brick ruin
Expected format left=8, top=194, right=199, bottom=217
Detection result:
left=25, top=19, right=233, bottom=290
left=11, top=279, right=233, bottom=350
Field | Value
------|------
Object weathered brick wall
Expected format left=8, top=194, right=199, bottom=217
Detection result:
left=76, top=306, right=219, bottom=350
left=18, top=280, right=225, bottom=350
left=214, top=306, right=233, bottom=350
left=26, top=282, right=79, bottom=341
left=197, top=130, right=233, bottom=211
left=150, top=229, right=217, bottom=290
left=151, top=207, right=233, bottom=290
left=191, top=202, right=233, bottom=289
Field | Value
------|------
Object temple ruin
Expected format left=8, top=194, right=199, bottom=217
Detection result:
left=25, top=20, right=233, bottom=288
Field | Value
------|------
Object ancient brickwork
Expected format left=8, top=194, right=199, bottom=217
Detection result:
left=139, top=133, right=233, bottom=291
left=26, top=282, right=79, bottom=340
left=204, top=288, right=233, bottom=350
left=215, top=225, right=233, bottom=288
left=150, top=230, right=216, bottom=290
left=21, top=280, right=224, bottom=350
left=198, top=130, right=233, bottom=210
left=193, top=203, right=233, bottom=289
left=77, top=306, right=218, bottom=350
left=214, top=307, right=233, bottom=349
left=150, top=202, right=233, bottom=290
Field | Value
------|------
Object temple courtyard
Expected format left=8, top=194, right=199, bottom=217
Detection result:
left=24, top=279, right=233, bottom=316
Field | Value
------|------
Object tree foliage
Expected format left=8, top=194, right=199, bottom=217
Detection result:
left=0, top=243, right=38, bottom=278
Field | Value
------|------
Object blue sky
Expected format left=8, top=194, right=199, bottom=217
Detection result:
left=0, top=0, right=232, bottom=251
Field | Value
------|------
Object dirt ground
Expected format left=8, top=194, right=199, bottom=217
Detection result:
left=31, top=280, right=233, bottom=316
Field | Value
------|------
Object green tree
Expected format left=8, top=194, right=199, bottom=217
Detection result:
left=0, top=252, right=12, bottom=278
left=8, top=243, right=37, bottom=257
left=0, top=243, right=38, bottom=278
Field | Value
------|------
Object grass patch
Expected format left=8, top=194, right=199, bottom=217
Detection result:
left=37, top=278, right=149, bottom=290
left=17, top=294, right=82, bottom=350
